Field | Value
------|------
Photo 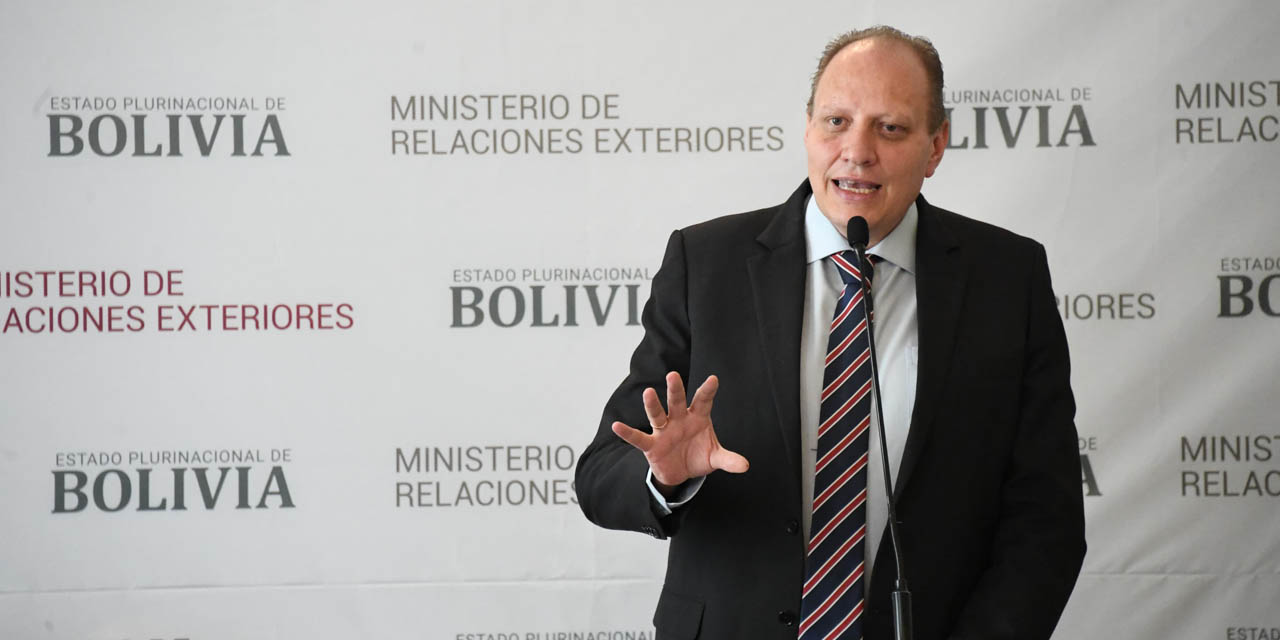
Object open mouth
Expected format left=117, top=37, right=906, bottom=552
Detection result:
left=834, top=179, right=881, bottom=195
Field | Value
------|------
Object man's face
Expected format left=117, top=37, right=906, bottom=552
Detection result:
left=804, top=37, right=948, bottom=245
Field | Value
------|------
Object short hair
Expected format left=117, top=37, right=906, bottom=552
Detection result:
left=805, top=26, right=947, bottom=133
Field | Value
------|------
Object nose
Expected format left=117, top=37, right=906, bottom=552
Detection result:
left=839, top=126, right=876, bottom=167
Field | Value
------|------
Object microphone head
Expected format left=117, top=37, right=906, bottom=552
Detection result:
left=846, top=216, right=870, bottom=248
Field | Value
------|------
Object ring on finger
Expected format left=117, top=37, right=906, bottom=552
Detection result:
left=653, top=419, right=668, bottom=430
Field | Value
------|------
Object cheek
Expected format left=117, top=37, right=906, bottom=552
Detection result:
left=805, top=138, right=837, bottom=169
left=899, top=146, right=936, bottom=180
left=804, top=144, right=826, bottom=173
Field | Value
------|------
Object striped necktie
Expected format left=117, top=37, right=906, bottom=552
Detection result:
left=799, top=250, right=875, bottom=640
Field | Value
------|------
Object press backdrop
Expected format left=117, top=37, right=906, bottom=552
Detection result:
left=2, top=1, right=1278, bottom=639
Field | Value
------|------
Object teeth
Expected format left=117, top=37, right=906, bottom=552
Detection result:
left=836, top=179, right=877, bottom=194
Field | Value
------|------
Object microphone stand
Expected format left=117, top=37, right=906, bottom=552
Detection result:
left=848, top=220, right=913, bottom=640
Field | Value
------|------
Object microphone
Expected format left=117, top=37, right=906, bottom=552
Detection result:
left=845, top=216, right=913, bottom=640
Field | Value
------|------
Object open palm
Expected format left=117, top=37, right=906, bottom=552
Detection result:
left=611, top=372, right=749, bottom=490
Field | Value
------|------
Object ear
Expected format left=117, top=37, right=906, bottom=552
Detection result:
left=924, top=119, right=948, bottom=178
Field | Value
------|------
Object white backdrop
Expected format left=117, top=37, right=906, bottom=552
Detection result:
left=2, top=1, right=1278, bottom=639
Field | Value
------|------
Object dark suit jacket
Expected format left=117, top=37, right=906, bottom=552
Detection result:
left=576, top=180, right=1086, bottom=640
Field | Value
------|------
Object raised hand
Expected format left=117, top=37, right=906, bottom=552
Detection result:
left=611, top=371, right=749, bottom=491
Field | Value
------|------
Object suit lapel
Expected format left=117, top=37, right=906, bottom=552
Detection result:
left=744, top=186, right=965, bottom=502
left=895, top=195, right=966, bottom=500
left=747, top=181, right=809, bottom=493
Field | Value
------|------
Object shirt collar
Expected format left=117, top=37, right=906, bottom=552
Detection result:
left=804, top=195, right=918, bottom=274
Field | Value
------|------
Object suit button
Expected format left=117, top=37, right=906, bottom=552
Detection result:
left=784, top=519, right=800, bottom=535
left=778, top=610, right=797, bottom=626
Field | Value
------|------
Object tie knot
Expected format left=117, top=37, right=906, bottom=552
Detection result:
left=830, top=250, right=875, bottom=287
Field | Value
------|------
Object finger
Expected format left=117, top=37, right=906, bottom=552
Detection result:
left=666, top=371, right=688, bottom=419
left=710, top=447, right=749, bottom=474
left=641, top=387, right=668, bottom=430
left=689, top=374, right=719, bottom=416
left=611, top=421, right=654, bottom=452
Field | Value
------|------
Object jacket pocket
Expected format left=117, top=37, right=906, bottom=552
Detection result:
left=653, top=587, right=704, bottom=640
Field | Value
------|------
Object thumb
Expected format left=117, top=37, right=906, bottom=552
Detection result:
left=710, top=447, right=749, bottom=474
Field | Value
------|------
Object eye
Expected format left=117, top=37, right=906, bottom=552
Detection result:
left=826, top=116, right=845, bottom=128
left=882, top=123, right=905, bottom=135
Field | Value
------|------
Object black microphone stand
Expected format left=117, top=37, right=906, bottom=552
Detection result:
left=847, top=218, right=912, bottom=640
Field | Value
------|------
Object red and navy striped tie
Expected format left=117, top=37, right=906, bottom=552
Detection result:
left=800, top=250, right=874, bottom=640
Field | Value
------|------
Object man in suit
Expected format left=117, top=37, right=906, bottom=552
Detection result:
left=576, top=26, right=1085, bottom=640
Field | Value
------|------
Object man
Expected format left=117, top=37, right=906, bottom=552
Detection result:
left=576, top=26, right=1085, bottom=640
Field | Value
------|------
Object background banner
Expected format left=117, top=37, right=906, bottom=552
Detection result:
left=2, top=1, right=1278, bottom=638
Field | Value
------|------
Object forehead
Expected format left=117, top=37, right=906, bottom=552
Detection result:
left=814, top=38, right=931, bottom=116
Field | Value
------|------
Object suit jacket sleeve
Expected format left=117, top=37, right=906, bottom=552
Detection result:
left=575, top=229, right=692, bottom=540
left=948, top=242, right=1086, bottom=639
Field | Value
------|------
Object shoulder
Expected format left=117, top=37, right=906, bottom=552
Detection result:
left=677, top=202, right=785, bottom=246
left=920, top=198, right=1045, bottom=263
left=673, top=180, right=810, bottom=252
